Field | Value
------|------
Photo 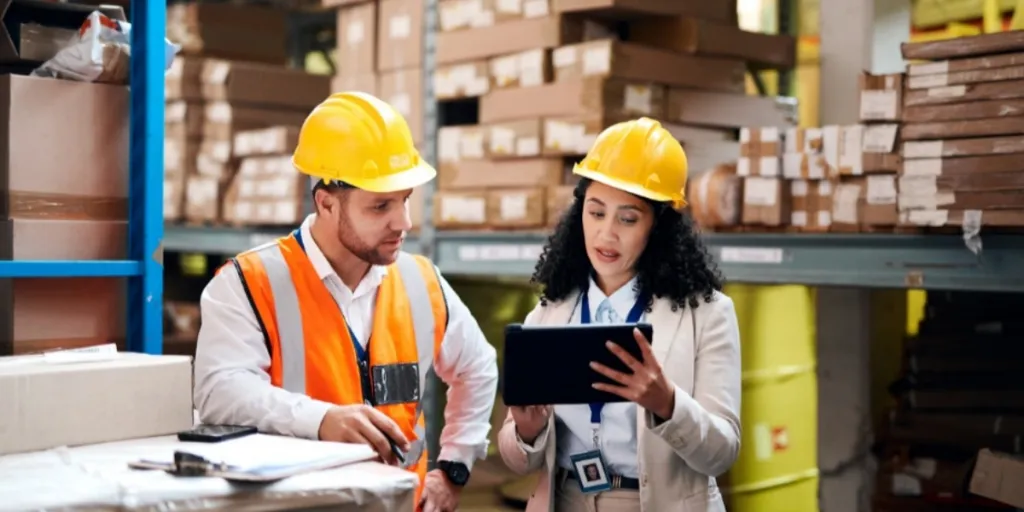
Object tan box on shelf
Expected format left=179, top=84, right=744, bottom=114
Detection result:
left=439, top=158, right=565, bottom=190
left=552, top=39, right=745, bottom=93
left=783, top=127, right=822, bottom=154
left=336, top=1, right=379, bottom=77
left=378, top=0, right=424, bottom=71
left=165, top=173, right=186, bottom=221
left=542, top=110, right=669, bottom=157
left=202, top=102, right=309, bottom=143
left=789, top=179, right=833, bottom=232
left=629, top=17, right=795, bottom=70
left=379, top=67, right=424, bottom=143
left=435, top=60, right=490, bottom=100
left=233, top=126, right=300, bottom=158
left=438, top=125, right=488, bottom=175
left=165, top=100, right=204, bottom=140
left=831, top=175, right=898, bottom=231
left=781, top=152, right=828, bottom=180
left=434, top=189, right=488, bottom=228
left=200, top=59, right=329, bottom=110
left=551, top=0, right=736, bottom=24
left=822, top=124, right=900, bottom=176
left=480, top=77, right=663, bottom=123
left=488, top=119, right=544, bottom=158
left=184, top=174, right=230, bottom=223
left=331, top=73, right=378, bottom=95
left=439, top=0, right=552, bottom=32
left=489, top=49, right=551, bottom=90
left=859, top=71, right=903, bottom=122
left=737, top=155, right=780, bottom=177
left=436, top=15, right=580, bottom=65
left=546, top=184, right=574, bottom=226
left=168, top=2, right=287, bottom=65
left=667, top=89, right=795, bottom=129
left=223, top=155, right=305, bottom=226
left=166, top=56, right=204, bottom=101
left=487, top=187, right=546, bottom=228
left=0, top=353, right=194, bottom=455
left=741, top=176, right=790, bottom=226
left=740, top=127, right=782, bottom=157
left=165, top=133, right=199, bottom=176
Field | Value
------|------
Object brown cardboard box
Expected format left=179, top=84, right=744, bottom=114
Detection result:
left=435, top=60, right=490, bottom=100
left=552, top=39, right=745, bottom=92
left=784, top=127, right=823, bottom=154
left=737, top=156, right=780, bottom=177
left=165, top=100, right=204, bottom=140
left=165, top=131, right=199, bottom=175
left=202, top=102, right=310, bottom=143
left=331, top=73, right=379, bottom=95
left=781, top=152, right=827, bottom=180
left=489, top=49, right=552, bottom=90
left=480, top=77, right=663, bottom=123
left=969, top=449, right=1024, bottom=508
left=542, top=110, right=669, bottom=156
left=336, top=1, right=379, bottom=77
left=487, top=187, right=546, bottom=228
left=860, top=72, right=903, bottom=122
left=439, top=158, right=565, bottom=189
left=668, top=89, right=795, bottom=129
left=166, top=56, right=204, bottom=101
left=488, top=119, right=544, bottom=158
left=378, top=0, right=424, bottom=71
left=437, top=15, right=581, bottom=65
left=233, top=126, right=300, bottom=158
left=223, top=156, right=304, bottom=226
left=201, top=59, right=329, bottom=110
left=184, top=174, right=227, bottom=223
left=439, top=0, right=552, bottom=32
left=830, top=180, right=862, bottom=231
left=165, top=174, right=186, bottom=221
left=0, top=353, right=194, bottom=455
left=439, top=125, right=488, bottom=177
left=546, top=184, right=574, bottom=225
left=552, top=0, right=736, bottom=22
left=434, top=190, right=488, bottom=228
left=740, top=127, right=782, bottom=157
left=629, top=17, right=795, bottom=69
left=741, top=176, right=790, bottom=226
left=167, top=3, right=288, bottom=65
left=379, top=67, right=424, bottom=144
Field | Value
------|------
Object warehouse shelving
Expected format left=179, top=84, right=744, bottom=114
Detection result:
left=0, top=0, right=165, bottom=354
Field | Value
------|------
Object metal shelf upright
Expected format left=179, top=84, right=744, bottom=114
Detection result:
left=0, top=0, right=165, bottom=354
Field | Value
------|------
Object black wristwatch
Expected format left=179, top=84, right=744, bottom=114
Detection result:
left=437, top=460, right=470, bottom=487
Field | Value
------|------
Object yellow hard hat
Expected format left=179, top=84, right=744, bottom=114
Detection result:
left=572, top=117, right=688, bottom=209
left=292, top=91, right=436, bottom=193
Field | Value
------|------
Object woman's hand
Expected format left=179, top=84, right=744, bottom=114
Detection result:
left=509, top=405, right=552, bottom=445
left=590, top=328, right=676, bottom=419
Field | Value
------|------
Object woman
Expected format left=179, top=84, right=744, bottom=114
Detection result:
left=497, top=117, right=742, bottom=512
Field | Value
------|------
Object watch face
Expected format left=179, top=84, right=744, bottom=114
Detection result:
left=444, top=462, right=470, bottom=485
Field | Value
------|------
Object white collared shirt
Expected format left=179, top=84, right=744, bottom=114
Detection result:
left=553, top=276, right=641, bottom=478
left=193, top=214, right=498, bottom=469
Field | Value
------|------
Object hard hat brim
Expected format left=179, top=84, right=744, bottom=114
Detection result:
left=347, top=160, right=438, bottom=193
left=573, top=165, right=675, bottom=205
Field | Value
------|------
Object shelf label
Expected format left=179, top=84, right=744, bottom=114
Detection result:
left=457, top=243, right=543, bottom=262
left=719, top=247, right=784, bottom=264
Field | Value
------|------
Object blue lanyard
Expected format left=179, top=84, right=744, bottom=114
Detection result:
left=293, top=229, right=369, bottom=365
left=581, top=289, right=647, bottom=425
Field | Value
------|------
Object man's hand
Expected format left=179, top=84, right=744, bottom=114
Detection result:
left=419, top=469, right=460, bottom=512
left=318, top=404, right=410, bottom=465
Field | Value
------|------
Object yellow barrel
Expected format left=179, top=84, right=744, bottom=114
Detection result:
left=723, top=284, right=819, bottom=512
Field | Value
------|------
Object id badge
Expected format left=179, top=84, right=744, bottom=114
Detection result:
left=569, top=450, right=613, bottom=494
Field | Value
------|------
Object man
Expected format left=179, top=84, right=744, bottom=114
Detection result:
left=193, top=92, right=499, bottom=512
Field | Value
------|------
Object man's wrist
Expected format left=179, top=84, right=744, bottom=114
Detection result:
left=437, top=459, right=471, bottom=487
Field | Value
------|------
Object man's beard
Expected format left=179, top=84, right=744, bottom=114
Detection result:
left=337, top=215, right=401, bottom=265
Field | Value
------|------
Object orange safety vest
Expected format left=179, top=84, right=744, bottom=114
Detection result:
left=227, top=231, right=447, bottom=505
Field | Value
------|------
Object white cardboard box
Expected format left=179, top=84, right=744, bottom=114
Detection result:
left=0, top=352, right=193, bottom=455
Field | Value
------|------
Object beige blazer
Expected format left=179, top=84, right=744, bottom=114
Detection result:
left=497, top=291, right=742, bottom=512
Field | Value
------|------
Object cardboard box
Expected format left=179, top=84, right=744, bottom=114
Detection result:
left=741, top=176, right=790, bottom=226
left=184, top=174, right=228, bottom=223
left=552, top=39, right=745, bottom=92
left=438, top=125, right=488, bottom=176
left=438, top=0, right=552, bottom=32
left=551, top=0, right=736, bottom=23
left=331, top=73, right=378, bottom=95
left=542, top=111, right=672, bottom=156
left=667, top=89, right=795, bottom=129
left=737, top=156, right=780, bottom=177
left=831, top=176, right=897, bottom=230
left=740, top=127, right=782, bottom=157
left=202, top=102, right=309, bottom=143
left=789, top=179, right=833, bottom=232
left=165, top=174, right=186, bottom=221
left=488, top=119, right=544, bottom=158
left=489, top=49, right=552, bottom=90
left=166, top=100, right=204, bottom=140
left=436, top=15, right=580, bottom=65
left=859, top=72, right=903, bottom=122
left=546, top=184, right=575, bottom=226
left=629, top=17, right=795, bottom=70
left=223, top=156, right=304, bottom=226
left=438, top=158, right=565, bottom=189
left=336, top=1, right=379, bottom=77
left=969, top=449, right=1024, bottom=508
left=687, top=164, right=742, bottom=229
left=434, top=190, right=488, bottom=228
left=0, top=352, right=194, bottom=455
left=166, top=56, right=204, bottom=101
left=379, top=67, right=424, bottom=144
left=480, top=77, right=662, bottom=123
left=378, top=0, right=424, bottom=71
left=487, top=187, right=546, bottom=228
left=435, top=60, right=490, bottom=100
left=168, top=3, right=287, bottom=65
left=201, top=59, right=329, bottom=111
left=233, top=126, right=300, bottom=158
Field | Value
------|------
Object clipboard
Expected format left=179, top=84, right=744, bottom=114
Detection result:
left=128, top=434, right=378, bottom=483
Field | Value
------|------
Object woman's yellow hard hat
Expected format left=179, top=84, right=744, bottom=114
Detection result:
left=292, top=91, right=436, bottom=193
left=572, top=117, right=688, bottom=210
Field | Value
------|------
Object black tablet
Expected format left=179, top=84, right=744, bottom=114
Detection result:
left=501, top=322, right=654, bottom=406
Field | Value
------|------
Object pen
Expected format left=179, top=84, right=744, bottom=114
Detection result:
left=386, top=435, right=406, bottom=465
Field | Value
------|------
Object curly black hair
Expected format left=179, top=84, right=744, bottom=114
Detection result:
left=531, top=178, right=724, bottom=312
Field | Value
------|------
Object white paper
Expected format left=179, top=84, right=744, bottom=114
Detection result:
left=552, top=47, right=576, bottom=68
left=833, top=184, right=860, bottom=224
left=859, top=90, right=898, bottom=121
left=489, top=126, right=515, bottom=155
left=389, top=15, right=411, bottom=39
left=582, top=44, right=611, bottom=75
left=927, top=85, right=966, bottom=98
left=909, top=73, right=948, bottom=89
left=438, top=127, right=461, bottom=162
left=441, top=196, right=486, bottom=223
left=891, top=473, right=922, bottom=496
left=906, top=209, right=949, bottom=226
left=817, top=210, right=832, bottom=227
left=516, top=137, right=540, bottom=156
left=460, top=131, right=485, bottom=159
left=347, top=21, right=364, bottom=44
left=790, top=179, right=808, bottom=197
left=522, top=0, right=549, bottom=17
left=866, top=175, right=897, bottom=205
left=862, top=124, right=898, bottom=153
left=206, top=61, right=230, bottom=84
left=500, top=193, right=528, bottom=220
left=902, top=158, right=942, bottom=176
left=623, top=85, right=652, bottom=115
left=743, top=177, right=777, bottom=206
left=791, top=210, right=807, bottom=226
left=903, top=141, right=944, bottom=159
left=389, top=94, right=412, bottom=117
left=497, top=0, right=522, bottom=13
left=758, top=156, right=780, bottom=177
left=908, top=60, right=948, bottom=76
left=737, top=157, right=751, bottom=176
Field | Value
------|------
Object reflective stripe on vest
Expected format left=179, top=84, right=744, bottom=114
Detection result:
left=246, top=243, right=439, bottom=470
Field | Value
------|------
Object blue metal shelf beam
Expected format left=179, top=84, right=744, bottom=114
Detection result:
left=0, top=0, right=165, bottom=354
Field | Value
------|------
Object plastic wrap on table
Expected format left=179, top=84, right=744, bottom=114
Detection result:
left=0, top=436, right=418, bottom=511
left=8, top=191, right=127, bottom=220
left=32, top=11, right=180, bottom=84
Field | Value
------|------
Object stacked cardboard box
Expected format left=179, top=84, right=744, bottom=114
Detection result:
left=431, top=0, right=795, bottom=231
left=898, top=32, right=1024, bottom=231
left=872, top=292, right=1024, bottom=511
left=163, top=2, right=330, bottom=226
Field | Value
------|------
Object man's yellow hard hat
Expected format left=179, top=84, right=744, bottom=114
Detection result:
left=292, top=91, right=436, bottom=193
left=573, top=117, right=688, bottom=210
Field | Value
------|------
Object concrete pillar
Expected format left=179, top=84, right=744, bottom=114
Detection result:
left=817, top=1, right=910, bottom=510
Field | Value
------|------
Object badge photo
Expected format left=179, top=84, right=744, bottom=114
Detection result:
left=570, top=451, right=612, bottom=493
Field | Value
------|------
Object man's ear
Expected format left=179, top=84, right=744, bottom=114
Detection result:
left=314, top=188, right=334, bottom=215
